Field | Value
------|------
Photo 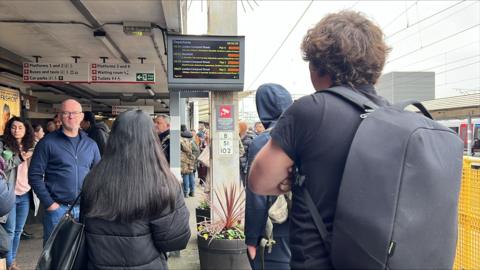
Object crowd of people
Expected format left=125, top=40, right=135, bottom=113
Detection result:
left=0, top=9, right=461, bottom=270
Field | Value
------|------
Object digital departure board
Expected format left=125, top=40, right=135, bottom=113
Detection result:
left=167, top=35, right=245, bottom=91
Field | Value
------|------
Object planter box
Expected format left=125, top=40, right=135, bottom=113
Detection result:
left=197, top=236, right=250, bottom=270
left=195, top=208, right=211, bottom=224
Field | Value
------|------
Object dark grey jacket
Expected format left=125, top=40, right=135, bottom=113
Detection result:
left=0, top=175, right=14, bottom=217
left=84, top=189, right=191, bottom=269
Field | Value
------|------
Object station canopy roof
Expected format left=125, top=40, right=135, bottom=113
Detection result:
left=0, top=0, right=186, bottom=113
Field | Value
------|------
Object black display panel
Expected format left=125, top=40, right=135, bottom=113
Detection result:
left=167, top=35, right=245, bottom=91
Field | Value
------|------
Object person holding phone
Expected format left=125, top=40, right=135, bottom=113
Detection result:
left=0, top=117, right=36, bottom=270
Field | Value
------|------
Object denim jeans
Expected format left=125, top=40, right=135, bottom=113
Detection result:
left=43, top=204, right=79, bottom=245
left=182, top=173, right=195, bottom=196
left=3, top=193, right=30, bottom=267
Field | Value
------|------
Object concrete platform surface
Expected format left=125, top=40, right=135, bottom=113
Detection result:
left=15, top=193, right=201, bottom=270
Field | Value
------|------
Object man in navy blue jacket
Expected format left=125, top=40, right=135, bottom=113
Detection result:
left=29, top=99, right=100, bottom=244
left=246, top=83, right=292, bottom=269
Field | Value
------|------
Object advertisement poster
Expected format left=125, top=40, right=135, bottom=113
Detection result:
left=0, top=87, right=21, bottom=135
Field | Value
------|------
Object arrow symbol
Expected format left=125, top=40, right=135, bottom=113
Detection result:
left=136, top=74, right=142, bottom=80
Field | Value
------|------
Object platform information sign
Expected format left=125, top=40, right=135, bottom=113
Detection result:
left=167, top=35, right=245, bottom=91
left=91, top=63, right=155, bottom=83
left=172, top=40, right=240, bottom=79
left=23, top=63, right=89, bottom=83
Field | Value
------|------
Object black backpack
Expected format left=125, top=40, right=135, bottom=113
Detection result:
left=297, top=86, right=464, bottom=269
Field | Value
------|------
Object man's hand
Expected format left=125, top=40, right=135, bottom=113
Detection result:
left=278, top=167, right=294, bottom=193
left=249, top=140, right=294, bottom=195
left=46, top=202, right=60, bottom=212
left=247, top=245, right=257, bottom=260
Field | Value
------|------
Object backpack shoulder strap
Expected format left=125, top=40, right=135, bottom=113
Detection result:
left=295, top=171, right=332, bottom=254
left=322, top=86, right=379, bottom=112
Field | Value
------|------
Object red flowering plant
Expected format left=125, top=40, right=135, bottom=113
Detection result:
left=197, top=181, right=245, bottom=241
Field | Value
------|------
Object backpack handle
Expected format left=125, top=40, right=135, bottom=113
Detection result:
left=323, top=86, right=379, bottom=112
left=393, top=100, right=433, bottom=120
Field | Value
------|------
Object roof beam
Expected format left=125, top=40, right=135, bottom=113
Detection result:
left=70, top=0, right=130, bottom=63
left=160, top=0, right=184, bottom=33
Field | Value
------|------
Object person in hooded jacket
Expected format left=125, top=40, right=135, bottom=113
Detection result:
left=239, top=121, right=255, bottom=186
left=246, top=83, right=293, bottom=270
left=81, top=110, right=190, bottom=269
left=81, top=111, right=110, bottom=156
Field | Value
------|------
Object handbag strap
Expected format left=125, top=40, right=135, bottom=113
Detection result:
left=67, top=192, right=82, bottom=215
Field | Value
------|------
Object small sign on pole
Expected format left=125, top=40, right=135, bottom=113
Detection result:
left=218, top=132, right=233, bottom=155
left=216, top=105, right=234, bottom=131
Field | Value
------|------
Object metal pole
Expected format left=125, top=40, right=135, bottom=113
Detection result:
left=467, top=113, right=473, bottom=156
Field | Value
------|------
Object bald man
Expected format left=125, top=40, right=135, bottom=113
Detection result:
left=29, top=99, right=100, bottom=244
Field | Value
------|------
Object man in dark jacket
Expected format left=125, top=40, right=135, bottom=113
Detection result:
left=29, top=99, right=101, bottom=244
left=246, top=83, right=292, bottom=270
left=81, top=111, right=110, bottom=156
left=154, top=114, right=170, bottom=163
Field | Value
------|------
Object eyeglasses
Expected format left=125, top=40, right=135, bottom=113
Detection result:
left=61, top=111, right=83, bottom=117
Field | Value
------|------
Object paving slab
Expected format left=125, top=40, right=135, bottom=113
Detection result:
left=14, top=190, right=202, bottom=270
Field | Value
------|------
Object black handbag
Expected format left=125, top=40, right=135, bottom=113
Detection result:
left=0, top=224, right=10, bottom=258
left=35, top=194, right=87, bottom=270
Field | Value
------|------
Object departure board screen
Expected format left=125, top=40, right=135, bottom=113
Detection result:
left=172, top=40, right=240, bottom=79
left=167, top=35, right=245, bottom=91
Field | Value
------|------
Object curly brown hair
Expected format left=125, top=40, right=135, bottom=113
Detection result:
left=302, top=11, right=390, bottom=88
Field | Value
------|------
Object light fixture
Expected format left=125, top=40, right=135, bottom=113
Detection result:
left=145, top=85, right=155, bottom=96
left=123, top=21, right=152, bottom=36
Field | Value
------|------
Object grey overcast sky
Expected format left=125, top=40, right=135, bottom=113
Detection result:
left=187, top=0, right=480, bottom=99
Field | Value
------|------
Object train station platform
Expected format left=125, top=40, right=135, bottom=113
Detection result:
left=14, top=188, right=202, bottom=270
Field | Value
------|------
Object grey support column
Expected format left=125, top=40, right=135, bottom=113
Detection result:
left=207, top=0, right=241, bottom=222
left=169, top=89, right=182, bottom=181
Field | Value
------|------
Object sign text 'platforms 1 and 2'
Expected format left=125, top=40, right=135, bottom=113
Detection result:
left=22, top=63, right=156, bottom=83
left=172, top=39, right=240, bottom=80
left=23, top=63, right=90, bottom=83
left=91, top=63, right=155, bottom=83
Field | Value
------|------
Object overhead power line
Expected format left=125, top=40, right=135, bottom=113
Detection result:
left=383, top=1, right=418, bottom=30
left=387, top=0, right=477, bottom=47
left=247, top=0, right=313, bottom=90
left=384, top=60, right=480, bottom=90
left=393, top=40, right=480, bottom=70
left=387, top=23, right=480, bottom=64
left=436, top=76, right=480, bottom=88
left=396, top=54, right=480, bottom=72
left=386, top=0, right=467, bottom=39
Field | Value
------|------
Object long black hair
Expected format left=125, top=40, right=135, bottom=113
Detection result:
left=3, top=117, right=35, bottom=154
left=82, top=110, right=179, bottom=222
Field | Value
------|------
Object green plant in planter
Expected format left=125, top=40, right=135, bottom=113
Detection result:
left=198, top=198, right=210, bottom=210
left=198, top=181, right=245, bottom=241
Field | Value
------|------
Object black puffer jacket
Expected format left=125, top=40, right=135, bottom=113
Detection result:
left=87, top=122, right=110, bottom=156
left=84, top=189, right=190, bottom=269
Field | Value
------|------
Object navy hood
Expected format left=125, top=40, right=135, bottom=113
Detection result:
left=255, top=83, right=293, bottom=129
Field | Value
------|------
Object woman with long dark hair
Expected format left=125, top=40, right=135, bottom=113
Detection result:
left=0, top=117, right=35, bottom=270
left=81, top=110, right=190, bottom=269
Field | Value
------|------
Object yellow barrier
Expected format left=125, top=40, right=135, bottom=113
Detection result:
left=454, top=156, right=480, bottom=269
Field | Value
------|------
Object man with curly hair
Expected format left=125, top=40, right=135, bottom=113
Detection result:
left=249, top=11, right=390, bottom=269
